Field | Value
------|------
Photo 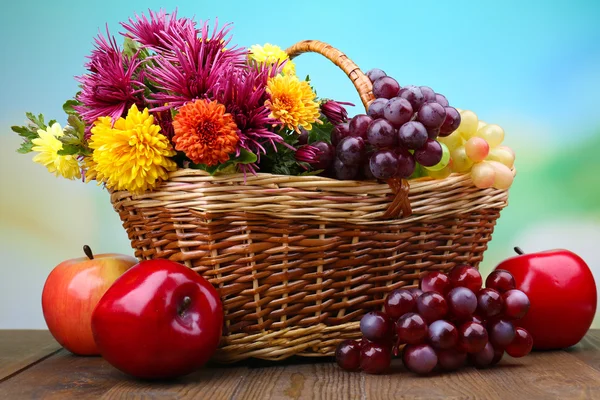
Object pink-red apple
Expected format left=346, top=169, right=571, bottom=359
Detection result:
left=493, top=247, right=597, bottom=349
left=91, top=259, right=223, bottom=379
left=41, top=245, right=137, bottom=355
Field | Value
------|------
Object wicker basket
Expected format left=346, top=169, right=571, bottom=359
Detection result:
left=109, top=40, right=512, bottom=363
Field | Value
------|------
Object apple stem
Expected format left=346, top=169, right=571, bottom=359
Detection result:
left=83, top=245, right=94, bottom=260
left=514, top=246, right=524, bottom=255
left=178, top=296, right=192, bottom=317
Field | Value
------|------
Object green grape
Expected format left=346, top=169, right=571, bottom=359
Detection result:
left=450, top=146, right=473, bottom=173
left=438, top=131, right=464, bottom=150
left=487, top=147, right=515, bottom=169
left=477, top=120, right=487, bottom=130
left=458, top=110, right=479, bottom=139
left=489, top=161, right=514, bottom=189
left=409, top=163, right=426, bottom=179
left=427, top=165, right=452, bottom=179
left=476, top=124, right=505, bottom=148
left=424, top=142, right=450, bottom=171
left=471, top=161, right=495, bottom=188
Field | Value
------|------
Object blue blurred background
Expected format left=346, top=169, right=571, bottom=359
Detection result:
left=1, top=0, right=598, bottom=328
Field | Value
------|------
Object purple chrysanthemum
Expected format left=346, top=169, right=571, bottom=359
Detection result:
left=320, top=100, right=354, bottom=125
left=120, top=8, right=197, bottom=52
left=145, top=19, right=247, bottom=110
left=75, top=26, right=145, bottom=126
left=215, top=62, right=285, bottom=164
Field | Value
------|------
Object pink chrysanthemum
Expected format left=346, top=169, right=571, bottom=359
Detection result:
left=214, top=62, right=285, bottom=171
left=120, top=8, right=197, bottom=52
left=145, top=20, right=247, bottom=110
left=75, top=27, right=145, bottom=126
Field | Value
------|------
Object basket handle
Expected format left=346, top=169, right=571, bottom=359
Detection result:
left=286, top=40, right=375, bottom=110
left=286, top=40, right=412, bottom=218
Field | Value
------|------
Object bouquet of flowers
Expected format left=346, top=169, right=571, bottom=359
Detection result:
left=12, top=10, right=348, bottom=194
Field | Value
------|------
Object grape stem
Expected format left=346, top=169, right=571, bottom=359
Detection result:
left=514, top=247, right=524, bottom=255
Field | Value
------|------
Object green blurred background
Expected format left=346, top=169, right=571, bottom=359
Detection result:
left=1, top=0, right=598, bottom=329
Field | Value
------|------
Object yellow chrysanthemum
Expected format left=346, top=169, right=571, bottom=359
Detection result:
left=249, top=43, right=296, bottom=76
left=88, top=104, right=177, bottom=194
left=265, top=74, right=321, bottom=132
left=31, top=122, right=81, bottom=180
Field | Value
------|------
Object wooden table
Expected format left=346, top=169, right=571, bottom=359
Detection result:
left=1, top=330, right=599, bottom=399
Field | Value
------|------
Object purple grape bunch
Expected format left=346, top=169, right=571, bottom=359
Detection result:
left=327, top=68, right=462, bottom=181
left=335, top=265, right=533, bottom=375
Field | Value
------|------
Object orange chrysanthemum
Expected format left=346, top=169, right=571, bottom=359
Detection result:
left=173, top=99, right=239, bottom=166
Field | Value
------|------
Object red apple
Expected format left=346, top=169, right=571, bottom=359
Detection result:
left=41, top=246, right=137, bottom=355
left=91, top=259, right=223, bottom=379
left=493, top=247, right=597, bottom=349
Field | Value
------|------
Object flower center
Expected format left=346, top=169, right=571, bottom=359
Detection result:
left=196, top=121, right=218, bottom=144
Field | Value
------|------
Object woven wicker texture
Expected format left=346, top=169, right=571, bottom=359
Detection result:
left=109, top=41, right=511, bottom=362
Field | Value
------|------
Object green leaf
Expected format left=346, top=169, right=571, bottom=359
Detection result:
left=307, top=119, right=334, bottom=144
left=299, top=169, right=324, bottom=176
left=17, top=142, right=34, bottom=154
left=63, top=99, right=81, bottom=116
left=57, top=144, right=80, bottom=156
left=25, top=112, right=46, bottom=130
left=11, top=125, right=37, bottom=139
left=67, top=114, right=86, bottom=137
left=123, top=37, right=141, bottom=58
left=233, top=148, right=258, bottom=164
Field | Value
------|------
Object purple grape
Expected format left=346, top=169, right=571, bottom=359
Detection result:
left=367, top=98, right=388, bottom=119
left=418, top=102, right=447, bottom=130
left=427, top=320, right=458, bottom=350
left=408, top=288, right=424, bottom=302
left=360, top=311, right=394, bottom=342
left=414, top=139, right=443, bottom=167
left=366, top=119, right=397, bottom=148
left=333, top=158, right=359, bottom=180
left=383, top=97, right=413, bottom=128
left=458, top=322, right=488, bottom=353
left=384, top=289, right=416, bottom=319
left=503, top=290, right=530, bottom=320
left=396, top=147, right=416, bottom=178
left=435, top=93, right=449, bottom=107
left=447, top=287, right=477, bottom=320
left=437, top=349, right=467, bottom=371
left=420, top=86, right=436, bottom=103
left=369, top=150, right=399, bottom=180
left=469, top=342, right=495, bottom=368
left=489, top=319, right=516, bottom=348
left=491, top=347, right=504, bottom=365
left=360, top=342, right=392, bottom=374
left=427, top=128, right=440, bottom=140
left=337, top=136, right=365, bottom=165
left=311, top=141, right=335, bottom=170
left=348, top=114, right=372, bottom=139
left=485, top=270, right=516, bottom=293
left=477, top=288, right=504, bottom=318
left=366, top=68, right=387, bottom=83
left=403, top=344, right=438, bottom=375
left=417, top=292, right=448, bottom=323
left=335, top=340, right=361, bottom=371
left=396, top=312, right=428, bottom=345
left=397, top=121, right=428, bottom=150
left=398, top=85, right=425, bottom=111
left=331, top=122, right=350, bottom=146
left=439, top=107, right=461, bottom=137
left=373, top=76, right=400, bottom=99
left=362, top=161, right=376, bottom=180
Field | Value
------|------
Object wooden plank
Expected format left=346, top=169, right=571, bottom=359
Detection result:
left=0, top=330, right=61, bottom=381
left=361, top=349, right=600, bottom=400
left=232, top=360, right=364, bottom=400
left=0, top=349, right=248, bottom=400
left=567, top=330, right=600, bottom=372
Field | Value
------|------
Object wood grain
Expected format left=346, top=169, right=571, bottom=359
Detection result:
left=0, top=330, right=60, bottom=381
left=0, top=330, right=599, bottom=399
